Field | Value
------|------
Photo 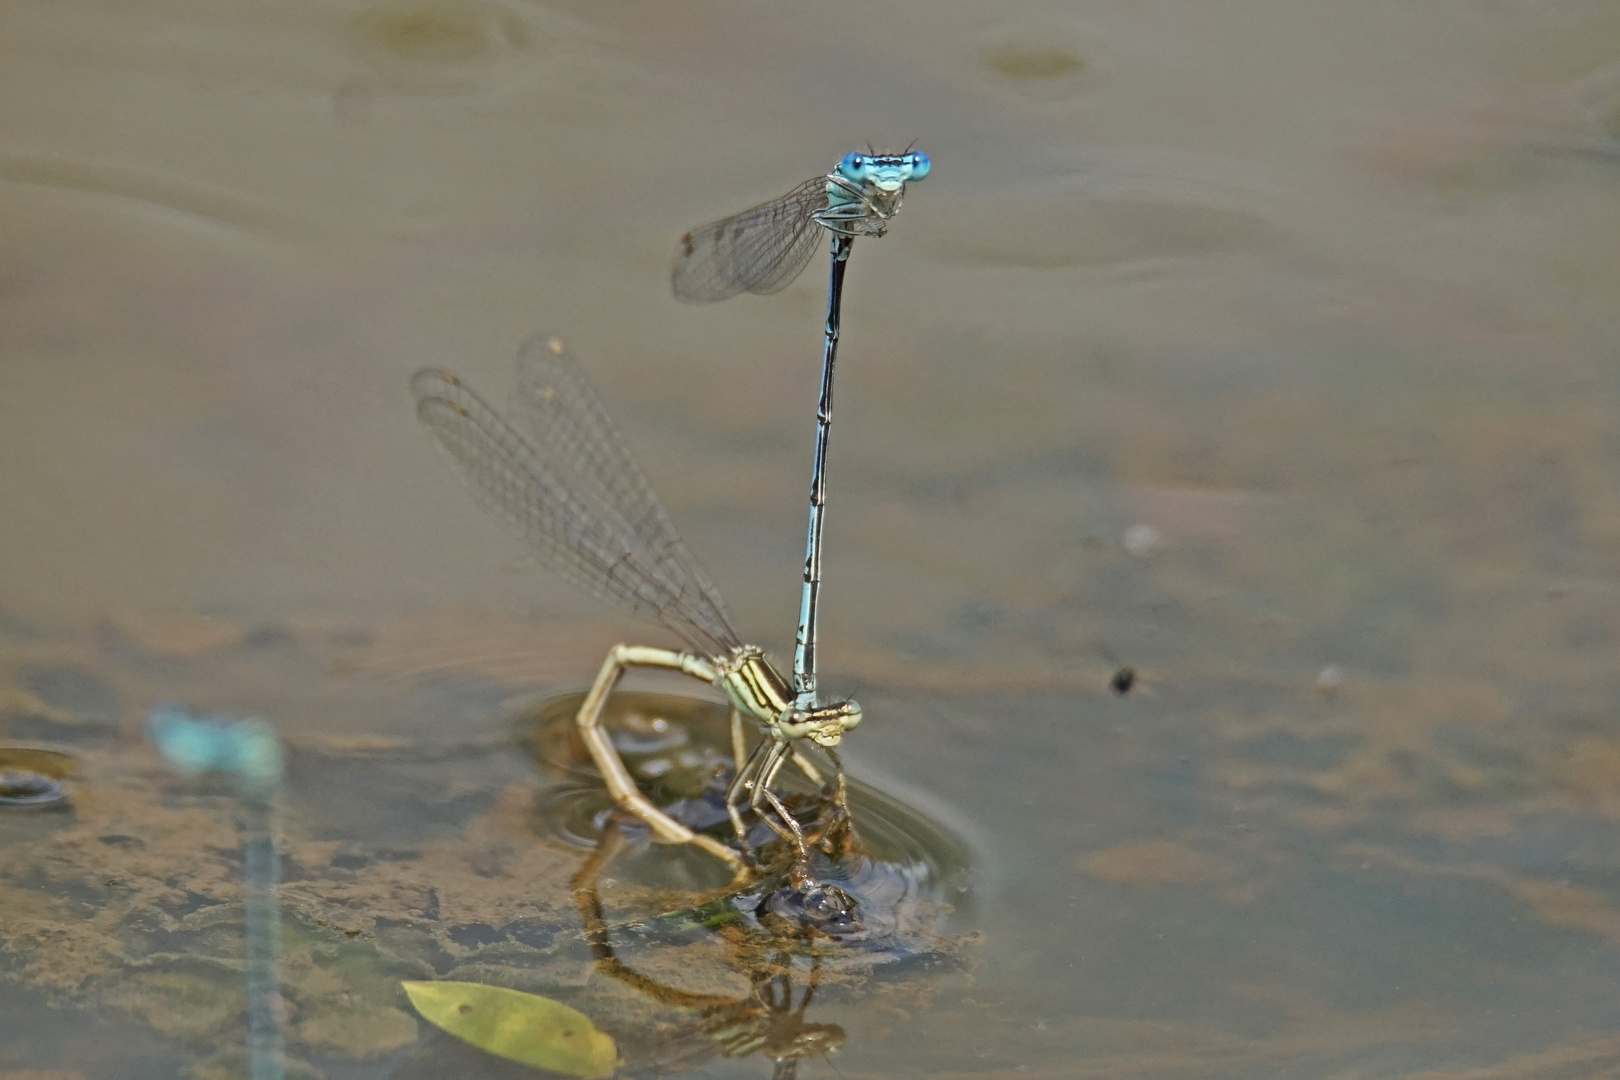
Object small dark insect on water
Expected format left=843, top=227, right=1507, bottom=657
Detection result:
left=1110, top=667, right=1136, bottom=696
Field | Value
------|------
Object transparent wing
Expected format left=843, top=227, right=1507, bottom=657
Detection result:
left=671, top=176, right=829, bottom=304
left=411, top=342, right=743, bottom=657
left=505, top=335, right=740, bottom=648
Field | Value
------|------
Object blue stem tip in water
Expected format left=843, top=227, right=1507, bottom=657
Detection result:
left=147, top=703, right=285, bottom=790
left=147, top=703, right=287, bottom=1080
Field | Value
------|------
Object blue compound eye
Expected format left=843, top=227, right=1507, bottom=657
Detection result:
left=839, top=151, right=865, bottom=179
left=907, top=151, right=931, bottom=180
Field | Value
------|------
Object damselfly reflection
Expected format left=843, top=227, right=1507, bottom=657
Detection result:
left=147, top=705, right=286, bottom=1080
left=572, top=823, right=847, bottom=1080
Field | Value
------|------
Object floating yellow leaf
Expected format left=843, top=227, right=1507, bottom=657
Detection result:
left=402, top=980, right=618, bottom=1078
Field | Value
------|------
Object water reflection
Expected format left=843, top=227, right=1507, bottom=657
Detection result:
left=347, top=0, right=548, bottom=98
left=0, top=155, right=295, bottom=239
left=6, top=0, right=1620, bottom=1070
left=0, top=746, right=76, bottom=809
left=0, top=632, right=968, bottom=1077
left=147, top=706, right=287, bottom=1080
left=573, top=823, right=847, bottom=1080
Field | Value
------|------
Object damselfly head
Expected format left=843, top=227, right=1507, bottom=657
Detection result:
left=837, top=149, right=930, bottom=193
left=780, top=698, right=861, bottom=747
left=826, top=697, right=863, bottom=740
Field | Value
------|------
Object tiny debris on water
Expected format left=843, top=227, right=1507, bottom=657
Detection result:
left=1123, top=523, right=1162, bottom=557
left=1316, top=665, right=1344, bottom=694
left=1110, top=667, right=1137, bottom=696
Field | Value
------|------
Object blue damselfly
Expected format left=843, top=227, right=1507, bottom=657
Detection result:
left=672, top=150, right=931, bottom=711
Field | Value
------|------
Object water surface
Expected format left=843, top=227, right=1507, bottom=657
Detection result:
left=3, top=0, right=1620, bottom=1076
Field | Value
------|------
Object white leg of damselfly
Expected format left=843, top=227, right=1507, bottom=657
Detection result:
left=729, top=710, right=749, bottom=780
left=725, top=738, right=774, bottom=851
left=725, top=719, right=829, bottom=853
left=575, top=644, right=744, bottom=871
left=733, top=739, right=778, bottom=808
left=761, top=788, right=807, bottom=859
left=747, top=739, right=810, bottom=857
left=789, top=747, right=825, bottom=787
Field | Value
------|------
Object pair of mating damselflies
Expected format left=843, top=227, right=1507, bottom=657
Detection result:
left=413, top=149, right=930, bottom=877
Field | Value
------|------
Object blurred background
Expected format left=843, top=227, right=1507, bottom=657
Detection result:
left=3, top=0, right=1620, bottom=1077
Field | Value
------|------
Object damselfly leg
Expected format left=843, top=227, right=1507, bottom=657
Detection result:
left=574, top=643, right=744, bottom=871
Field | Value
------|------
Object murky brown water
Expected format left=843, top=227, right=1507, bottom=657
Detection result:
left=4, top=0, right=1620, bottom=1076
